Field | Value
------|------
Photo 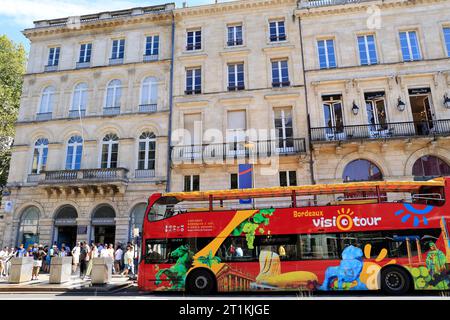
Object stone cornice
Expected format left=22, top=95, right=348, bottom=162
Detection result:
left=264, top=92, right=301, bottom=100
left=174, top=100, right=209, bottom=108
left=295, top=0, right=446, bottom=17
left=218, top=96, right=254, bottom=105
left=219, top=49, right=251, bottom=58
left=23, top=9, right=174, bottom=40
left=174, top=0, right=297, bottom=18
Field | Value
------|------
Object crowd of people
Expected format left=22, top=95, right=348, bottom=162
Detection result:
left=0, top=241, right=139, bottom=281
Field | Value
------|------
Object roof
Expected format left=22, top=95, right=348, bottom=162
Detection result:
left=163, top=178, right=446, bottom=201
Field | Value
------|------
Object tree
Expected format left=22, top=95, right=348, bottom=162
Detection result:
left=0, top=35, right=26, bottom=197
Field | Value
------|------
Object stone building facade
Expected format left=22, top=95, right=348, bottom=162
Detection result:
left=1, top=0, right=450, bottom=248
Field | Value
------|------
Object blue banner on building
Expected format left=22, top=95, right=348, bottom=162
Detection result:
left=239, top=164, right=253, bottom=204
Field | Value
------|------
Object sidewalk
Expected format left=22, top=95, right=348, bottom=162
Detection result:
left=0, top=274, right=134, bottom=293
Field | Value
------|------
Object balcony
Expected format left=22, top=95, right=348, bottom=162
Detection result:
left=139, top=104, right=158, bottom=113
left=44, top=65, right=58, bottom=72
left=103, top=107, right=120, bottom=115
left=299, top=0, right=374, bottom=9
left=109, top=58, right=124, bottom=65
left=143, top=54, right=158, bottom=62
left=310, top=119, right=450, bottom=142
left=68, top=109, right=86, bottom=118
left=135, top=169, right=155, bottom=179
left=76, top=61, right=91, bottom=69
left=31, top=168, right=129, bottom=196
left=36, top=112, right=52, bottom=121
left=172, top=138, right=306, bottom=164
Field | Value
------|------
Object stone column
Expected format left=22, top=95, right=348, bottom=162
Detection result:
left=118, top=138, right=135, bottom=171
left=83, top=140, right=98, bottom=169
left=47, top=143, right=64, bottom=171
left=115, top=217, right=130, bottom=245
left=39, top=218, right=54, bottom=246
left=156, top=136, right=168, bottom=179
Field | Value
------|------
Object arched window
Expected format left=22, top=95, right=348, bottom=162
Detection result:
left=18, top=206, right=40, bottom=247
left=31, top=138, right=48, bottom=174
left=65, top=136, right=83, bottom=170
left=412, top=156, right=450, bottom=178
left=138, top=132, right=156, bottom=170
left=342, top=159, right=383, bottom=182
left=71, top=83, right=88, bottom=112
left=39, top=86, right=56, bottom=114
left=105, top=79, right=122, bottom=112
left=130, top=203, right=146, bottom=239
left=140, top=77, right=158, bottom=106
left=101, top=134, right=119, bottom=169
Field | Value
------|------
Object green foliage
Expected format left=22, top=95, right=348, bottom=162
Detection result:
left=0, top=35, right=26, bottom=195
left=198, top=250, right=221, bottom=268
left=231, top=208, right=275, bottom=249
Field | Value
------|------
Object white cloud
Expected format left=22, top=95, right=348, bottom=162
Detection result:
left=0, top=0, right=143, bottom=27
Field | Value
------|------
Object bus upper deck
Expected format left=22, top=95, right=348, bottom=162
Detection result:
left=146, top=178, right=449, bottom=221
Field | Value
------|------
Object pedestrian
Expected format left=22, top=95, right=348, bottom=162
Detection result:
left=121, top=246, right=134, bottom=276
left=85, top=243, right=96, bottom=278
left=79, top=242, right=89, bottom=279
left=31, top=245, right=46, bottom=280
left=71, top=242, right=81, bottom=274
left=16, top=244, right=26, bottom=257
left=114, top=245, right=123, bottom=274
left=5, top=248, right=15, bottom=277
left=43, top=246, right=51, bottom=273
left=0, top=247, right=7, bottom=278
left=97, top=243, right=104, bottom=254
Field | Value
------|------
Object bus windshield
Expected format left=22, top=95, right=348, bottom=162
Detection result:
left=148, top=196, right=180, bottom=221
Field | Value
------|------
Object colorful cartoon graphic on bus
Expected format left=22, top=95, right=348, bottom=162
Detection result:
left=155, top=244, right=194, bottom=290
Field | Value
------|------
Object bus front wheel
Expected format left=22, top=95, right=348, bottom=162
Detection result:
left=380, top=266, right=412, bottom=295
left=186, top=269, right=217, bottom=295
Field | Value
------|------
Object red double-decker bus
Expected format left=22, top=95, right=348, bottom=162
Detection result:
left=137, top=178, right=450, bottom=295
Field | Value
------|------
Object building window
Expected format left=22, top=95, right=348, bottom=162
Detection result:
left=186, top=30, right=201, bottom=51
left=227, top=110, right=246, bottom=155
left=269, top=20, right=286, bottom=42
left=399, top=31, right=421, bottom=61
left=39, top=86, right=56, bottom=115
left=317, top=39, right=336, bottom=69
left=412, top=155, right=450, bottom=178
left=444, top=27, right=450, bottom=57
left=230, top=173, right=238, bottom=189
left=145, top=35, right=159, bottom=56
left=79, top=43, right=92, bottom=63
left=130, top=203, right=146, bottom=239
left=323, top=94, right=344, bottom=139
left=31, top=138, right=48, bottom=174
left=343, top=159, right=382, bottom=182
left=279, top=171, right=297, bottom=187
left=18, top=206, right=40, bottom=248
left=185, top=68, right=201, bottom=94
left=357, top=35, right=378, bottom=65
left=140, top=77, right=158, bottom=108
left=184, top=175, right=200, bottom=192
left=101, top=134, right=119, bottom=169
left=227, top=25, right=243, bottom=46
left=274, top=108, right=293, bottom=151
left=138, top=132, right=156, bottom=170
left=111, top=39, right=125, bottom=59
left=47, top=47, right=60, bottom=66
left=271, top=60, right=289, bottom=87
left=71, top=83, right=88, bottom=115
left=105, top=79, right=122, bottom=113
left=228, top=63, right=244, bottom=91
left=65, top=136, right=83, bottom=170
left=365, top=92, right=388, bottom=136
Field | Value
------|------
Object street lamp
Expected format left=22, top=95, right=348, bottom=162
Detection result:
left=444, top=93, right=450, bottom=109
left=397, top=97, right=406, bottom=111
left=351, top=101, right=359, bottom=115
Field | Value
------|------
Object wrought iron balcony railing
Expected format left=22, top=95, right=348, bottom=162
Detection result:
left=310, top=119, right=450, bottom=142
left=143, top=54, right=159, bottom=62
left=68, top=109, right=86, bottom=118
left=172, top=138, right=306, bottom=163
left=76, top=61, right=91, bottom=69
left=103, top=107, right=121, bottom=115
left=109, top=58, right=124, bottom=65
left=139, top=104, right=157, bottom=113
left=135, top=169, right=156, bottom=179
left=36, top=112, right=52, bottom=121
left=44, top=65, right=58, bottom=72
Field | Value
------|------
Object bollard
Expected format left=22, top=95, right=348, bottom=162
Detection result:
left=49, top=256, right=73, bottom=284
left=8, top=257, right=33, bottom=283
left=91, top=257, right=113, bottom=284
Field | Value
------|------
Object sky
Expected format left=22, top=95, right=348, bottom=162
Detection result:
left=0, top=0, right=226, bottom=51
